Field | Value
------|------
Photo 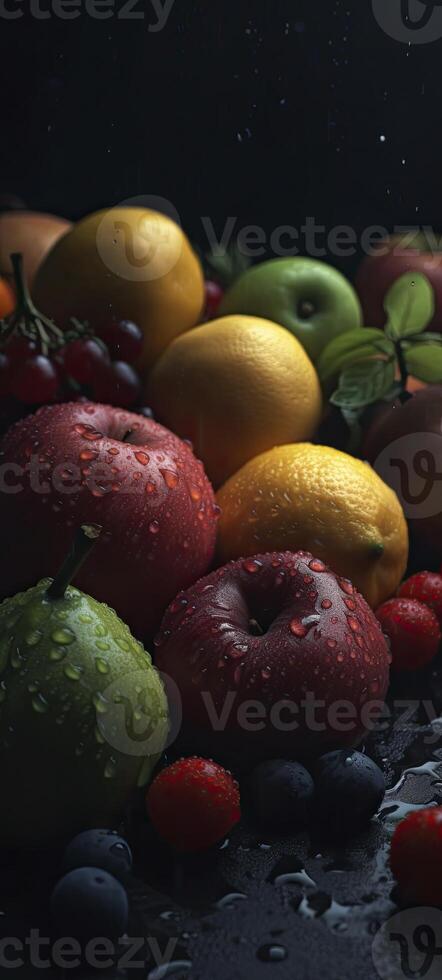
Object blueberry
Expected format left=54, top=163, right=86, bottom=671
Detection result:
left=249, top=759, right=314, bottom=829
left=51, top=867, right=129, bottom=942
left=314, top=750, right=385, bottom=835
left=62, top=829, right=133, bottom=878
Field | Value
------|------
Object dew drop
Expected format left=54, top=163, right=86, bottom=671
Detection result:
left=95, top=657, right=109, bottom=674
left=104, top=757, right=117, bottom=779
left=321, top=599, right=332, bottom=609
left=347, top=616, right=360, bottom=633
left=32, top=692, right=49, bottom=714
left=145, top=481, right=156, bottom=494
left=149, top=519, right=160, bottom=534
left=135, top=451, right=150, bottom=466
left=26, top=630, right=43, bottom=647
left=160, top=468, right=179, bottom=489
left=51, top=628, right=75, bottom=646
left=48, top=647, right=66, bottom=662
left=63, top=663, right=83, bottom=681
left=289, top=618, right=308, bottom=638
left=242, top=558, right=263, bottom=574
left=80, top=449, right=98, bottom=461
left=309, top=559, right=326, bottom=572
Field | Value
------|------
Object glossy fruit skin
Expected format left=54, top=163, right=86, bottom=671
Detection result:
left=399, top=572, right=442, bottom=626
left=390, top=807, right=442, bottom=905
left=0, top=579, right=168, bottom=845
left=62, top=830, right=132, bottom=878
left=376, top=597, right=441, bottom=671
left=33, top=208, right=205, bottom=373
left=149, top=315, right=322, bottom=487
left=146, top=757, right=241, bottom=852
left=314, top=750, right=385, bottom=835
left=216, top=443, right=409, bottom=610
left=0, top=275, right=15, bottom=317
left=356, top=236, right=442, bottom=332
left=0, top=210, right=71, bottom=287
left=93, top=361, right=141, bottom=408
left=155, top=551, right=391, bottom=763
left=204, top=279, right=224, bottom=319
left=0, top=402, right=217, bottom=639
left=63, top=338, right=110, bottom=385
left=10, top=354, right=59, bottom=404
left=98, top=319, right=144, bottom=363
left=219, top=257, right=362, bottom=363
left=51, top=868, right=129, bottom=942
left=249, top=759, right=314, bottom=829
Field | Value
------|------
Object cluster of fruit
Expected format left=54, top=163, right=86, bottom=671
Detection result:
left=0, top=205, right=441, bottom=919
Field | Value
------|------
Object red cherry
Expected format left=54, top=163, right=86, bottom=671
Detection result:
left=391, top=807, right=442, bottom=905
left=0, top=351, right=11, bottom=398
left=97, top=320, right=143, bottom=364
left=399, top=572, right=442, bottom=626
left=11, top=355, right=59, bottom=405
left=146, top=757, right=241, bottom=852
left=63, top=338, right=110, bottom=385
left=204, top=280, right=224, bottom=319
left=376, top=597, right=441, bottom=671
left=92, top=361, right=141, bottom=408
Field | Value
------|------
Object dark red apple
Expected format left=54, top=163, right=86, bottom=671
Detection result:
left=155, top=551, right=391, bottom=764
left=0, top=402, right=217, bottom=638
left=356, top=233, right=442, bottom=331
left=363, top=386, right=442, bottom=567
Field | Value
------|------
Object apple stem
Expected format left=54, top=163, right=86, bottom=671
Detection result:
left=46, top=524, right=102, bottom=600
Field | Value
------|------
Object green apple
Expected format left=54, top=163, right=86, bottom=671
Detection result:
left=219, top=257, right=363, bottom=363
left=0, top=526, right=169, bottom=846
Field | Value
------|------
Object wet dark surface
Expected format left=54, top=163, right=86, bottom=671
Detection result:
left=2, top=666, right=442, bottom=980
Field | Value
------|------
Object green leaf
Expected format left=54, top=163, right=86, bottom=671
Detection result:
left=317, top=328, right=393, bottom=386
left=405, top=344, right=442, bottom=383
left=330, top=360, right=396, bottom=409
left=401, top=332, right=442, bottom=347
left=384, top=272, right=435, bottom=341
left=340, top=406, right=364, bottom=456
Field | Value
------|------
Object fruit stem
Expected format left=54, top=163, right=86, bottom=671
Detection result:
left=46, top=524, right=102, bottom=600
left=395, top=341, right=409, bottom=399
left=10, top=252, right=33, bottom=313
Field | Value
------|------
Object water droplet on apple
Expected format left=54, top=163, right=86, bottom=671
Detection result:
left=149, top=519, right=160, bottom=534
left=25, top=630, right=43, bottom=647
left=145, top=481, right=156, bottom=494
left=95, top=657, right=109, bottom=674
left=289, top=619, right=308, bottom=638
left=347, top=616, right=360, bottom=633
left=338, top=578, right=354, bottom=596
left=135, top=451, right=150, bottom=465
left=63, top=663, right=83, bottom=681
left=160, top=469, right=179, bottom=489
left=321, top=599, right=332, bottom=609
left=51, top=627, right=75, bottom=645
left=48, top=647, right=66, bottom=662
left=80, top=449, right=98, bottom=461
left=309, top=559, right=326, bottom=572
left=32, top=692, right=49, bottom=714
left=242, top=559, right=263, bottom=574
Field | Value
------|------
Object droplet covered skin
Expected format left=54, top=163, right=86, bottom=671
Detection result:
left=0, top=579, right=169, bottom=846
left=0, top=403, right=218, bottom=639
left=155, top=551, right=391, bottom=764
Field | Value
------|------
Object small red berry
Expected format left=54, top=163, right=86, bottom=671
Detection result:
left=11, top=355, right=59, bottom=405
left=204, top=280, right=224, bottom=320
left=63, top=338, right=110, bottom=385
left=146, top=757, right=241, bottom=852
left=376, top=598, right=441, bottom=671
left=391, top=807, right=442, bottom=906
left=92, top=361, right=141, bottom=408
left=97, top=320, right=143, bottom=364
left=399, top=572, right=442, bottom=626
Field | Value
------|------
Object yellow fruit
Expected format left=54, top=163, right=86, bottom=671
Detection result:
left=217, top=443, right=408, bottom=608
left=33, top=208, right=205, bottom=371
left=149, top=315, right=322, bottom=487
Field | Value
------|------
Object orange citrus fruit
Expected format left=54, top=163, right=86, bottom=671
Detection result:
left=33, top=208, right=205, bottom=371
left=0, top=276, right=14, bottom=318
left=149, top=315, right=322, bottom=487
left=216, top=443, right=408, bottom=608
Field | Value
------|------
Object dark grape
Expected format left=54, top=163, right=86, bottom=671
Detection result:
left=62, top=829, right=132, bottom=878
left=98, top=320, right=143, bottom=364
left=63, top=338, right=110, bottom=385
left=5, top=334, right=37, bottom=370
left=93, top=361, right=141, bottom=407
left=51, top=867, right=128, bottom=942
left=11, top=355, right=59, bottom=404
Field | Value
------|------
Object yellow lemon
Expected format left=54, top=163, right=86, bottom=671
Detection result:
left=217, top=443, right=408, bottom=608
left=149, top=315, right=322, bottom=487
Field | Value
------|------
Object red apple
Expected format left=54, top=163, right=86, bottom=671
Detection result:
left=155, top=551, right=391, bottom=764
left=356, top=233, right=442, bottom=331
left=0, top=402, right=217, bottom=638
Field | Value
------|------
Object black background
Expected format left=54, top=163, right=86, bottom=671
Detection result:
left=1, top=0, right=441, bottom=277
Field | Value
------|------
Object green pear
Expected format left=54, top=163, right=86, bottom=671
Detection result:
left=219, top=257, right=362, bottom=363
left=0, top=526, right=169, bottom=846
